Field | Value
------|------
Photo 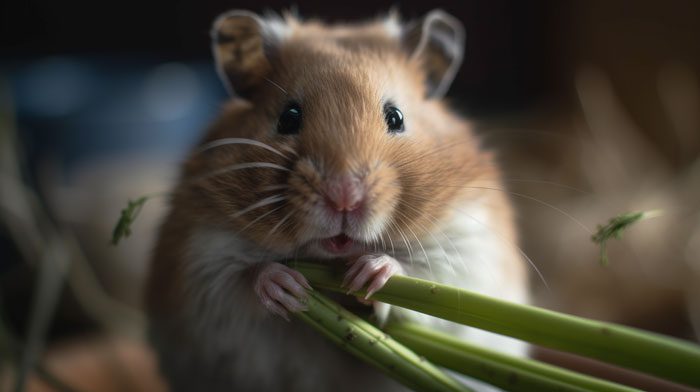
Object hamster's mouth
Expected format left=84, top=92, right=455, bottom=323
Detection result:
left=320, top=234, right=355, bottom=254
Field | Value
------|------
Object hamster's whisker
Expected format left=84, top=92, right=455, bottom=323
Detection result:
left=196, top=137, right=291, bottom=158
left=375, top=237, right=383, bottom=253
left=392, top=185, right=500, bottom=273
left=394, top=139, right=476, bottom=169
left=236, top=204, right=286, bottom=235
left=231, top=195, right=286, bottom=219
left=267, top=209, right=295, bottom=239
left=371, top=238, right=379, bottom=253
left=367, top=235, right=377, bottom=252
left=256, top=209, right=297, bottom=263
left=408, top=224, right=434, bottom=280
left=384, top=228, right=396, bottom=256
left=393, top=208, right=434, bottom=280
left=409, top=189, right=548, bottom=288
left=389, top=215, right=415, bottom=268
left=396, top=168, right=480, bottom=184
left=260, top=184, right=289, bottom=192
left=263, top=77, right=289, bottom=96
left=388, top=220, right=409, bottom=261
left=398, top=202, right=460, bottom=277
left=444, top=176, right=590, bottom=196
left=456, top=205, right=548, bottom=289
left=194, top=162, right=290, bottom=183
left=278, top=144, right=298, bottom=156
left=494, top=178, right=590, bottom=195
left=450, top=184, right=592, bottom=235
left=407, top=181, right=592, bottom=236
left=377, top=232, right=387, bottom=254
left=384, top=220, right=403, bottom=256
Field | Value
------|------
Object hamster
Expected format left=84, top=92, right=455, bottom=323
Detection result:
left=146, top=9, right=529, bottom=392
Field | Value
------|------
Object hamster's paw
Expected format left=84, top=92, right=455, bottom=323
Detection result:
left=343, top=253, right=404, bottom=299
left=253, top=262, right=312, bottom=321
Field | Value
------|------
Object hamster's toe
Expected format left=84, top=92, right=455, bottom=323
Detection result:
left=343, top=253, right=404, bottom=299
left=253, top=262, right=312, bottom=320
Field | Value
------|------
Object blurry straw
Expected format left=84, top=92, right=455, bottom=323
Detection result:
left=0, top=76, right=144, bottom=392
left=13, top=236, right=70, bottom=392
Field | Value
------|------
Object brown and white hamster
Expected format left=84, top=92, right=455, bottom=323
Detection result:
left=146, top=9, right=529, bottom=392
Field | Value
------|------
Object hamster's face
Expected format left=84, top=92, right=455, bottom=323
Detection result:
left=185, top=13, right=488, bottom=259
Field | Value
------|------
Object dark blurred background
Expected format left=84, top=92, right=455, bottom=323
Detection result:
left=1, top=0, right=555, bottom=112
left=1, top=1, right=699, bottom=391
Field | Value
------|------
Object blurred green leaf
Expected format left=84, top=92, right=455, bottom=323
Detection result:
left=591, top=210, right=662, bottom=265
left=111, top=196, right=149, bottom=245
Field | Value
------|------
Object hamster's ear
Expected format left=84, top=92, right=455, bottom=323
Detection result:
left=403, top=10, right=465, bottom=99
left=211, top=10, right=289, bottom=97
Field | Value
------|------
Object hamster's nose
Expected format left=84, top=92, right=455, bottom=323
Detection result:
left=324, top=174, right=365, bottom=212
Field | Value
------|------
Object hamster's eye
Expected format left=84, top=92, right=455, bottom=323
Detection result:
left=384, top=106, right=404, bottom=133
left=277, top=104, right=302, bottom=135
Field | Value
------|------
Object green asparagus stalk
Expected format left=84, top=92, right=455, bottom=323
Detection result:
left=386, top=323, right=639, bottom=392
left=296, top=289, right=472, bottom=392
left=291, top=261, right=700, bottom=389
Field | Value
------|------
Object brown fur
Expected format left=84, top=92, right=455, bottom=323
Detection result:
left=146, top=11, right=526, bottom=392
left=169, top=24, right=485, bottom=247
left=147, top=5, right=519, bottom=334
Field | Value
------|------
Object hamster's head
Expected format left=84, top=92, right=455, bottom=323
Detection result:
left=184, top=10, right=493, bottom=259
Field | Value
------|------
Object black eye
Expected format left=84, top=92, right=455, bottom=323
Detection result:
left=277, top=104, right=302, bottom=135
left=384, top=106, right=404, bottom=133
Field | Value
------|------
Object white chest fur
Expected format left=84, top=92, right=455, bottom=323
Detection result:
left=162, top=195, right=529, bottom=391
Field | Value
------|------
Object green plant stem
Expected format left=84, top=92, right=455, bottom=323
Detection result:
left=291, top=262, right=700, bottom=389
left=591, top=210, right=663, bottom=265
left=296, top=290, right=472, bottom=392
left=387, top=323, right=639, bottom=392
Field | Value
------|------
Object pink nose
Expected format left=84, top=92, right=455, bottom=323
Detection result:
left=324, top=174, right=364, bottom=212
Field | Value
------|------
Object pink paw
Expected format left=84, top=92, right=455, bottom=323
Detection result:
left=253, top=262, right=312, bottom=321
left=342, top=254, right=403, bottom=300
